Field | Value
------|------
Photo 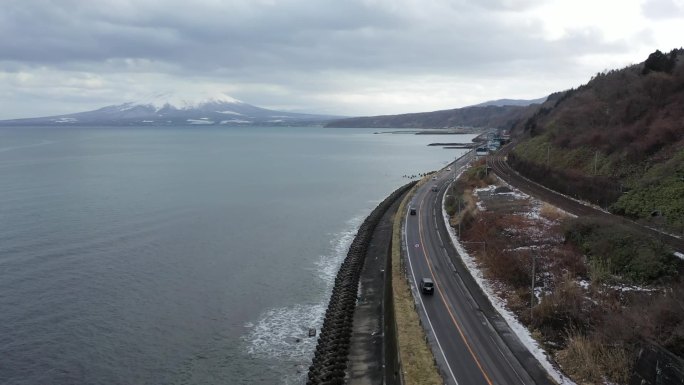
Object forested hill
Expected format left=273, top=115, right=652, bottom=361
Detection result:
left=325, top=104, right=529, bottom=129
left=508, top=48, right=684, bottom=234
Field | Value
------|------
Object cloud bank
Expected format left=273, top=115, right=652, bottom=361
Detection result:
left=0, top=0, right=682, bottom=118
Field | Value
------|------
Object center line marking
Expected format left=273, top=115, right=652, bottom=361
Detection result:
left=418, top=184, right=495, bottom=385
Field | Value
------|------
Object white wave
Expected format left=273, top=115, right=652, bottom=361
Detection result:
left=242, top=213, right=366, bottom=384
left=244, top=303, right=326, bottom=360
left=314, top=214, right=364, bottom=288
left=243, top=303, right=324, bottom=385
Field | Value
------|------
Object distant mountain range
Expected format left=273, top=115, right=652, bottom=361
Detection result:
left=0, top=92, right=341, bottom=126
left=0, top=92, right=548, bottom=129
left=325, top=97, right=546, bottom=129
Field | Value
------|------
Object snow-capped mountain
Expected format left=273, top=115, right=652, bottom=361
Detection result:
left=0, top=92, right=341, bottom=126
left=128, top=92, right=245, bottom=111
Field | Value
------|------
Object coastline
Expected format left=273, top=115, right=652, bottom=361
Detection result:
left=306, top=182, right=416, bottom=385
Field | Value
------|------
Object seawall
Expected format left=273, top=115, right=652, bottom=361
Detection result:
left=306, top=181, right=417, bottom=385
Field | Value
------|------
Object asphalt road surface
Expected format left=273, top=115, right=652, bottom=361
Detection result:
left=403, top=152, right=554, bottom=385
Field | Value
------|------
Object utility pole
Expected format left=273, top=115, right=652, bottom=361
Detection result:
left=458, top=199, right=461, bottom=238
left=530, top=254, right=536, bottom=322
left=546, top=143, right=550, bottom=167
left=594, top=151, right=598, bottom=175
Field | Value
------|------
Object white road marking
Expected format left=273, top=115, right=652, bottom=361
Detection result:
left=404, top=187, right=459, bottom=385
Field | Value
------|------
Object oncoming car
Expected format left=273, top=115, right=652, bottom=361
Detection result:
left=420, top=277, right=434, bottom=295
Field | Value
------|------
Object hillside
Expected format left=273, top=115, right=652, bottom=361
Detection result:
left=508, top=49, right=684, bottom=234
left=325, top=104, right=533, bottom=129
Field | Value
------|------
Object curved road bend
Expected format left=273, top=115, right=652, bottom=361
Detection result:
left=404, top=153, right=555, bottom=385
left=489, top=144, right=683, bottom=253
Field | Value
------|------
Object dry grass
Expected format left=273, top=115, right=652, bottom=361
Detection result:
left=540, top=202, right=568, bottom=222
left=454, top=174, right=653, bottom=384
left=462, top=188, right=478, bottom=212
left=531, top=277, right=590, bottom=337
left=449, top=187, right=478, bottom=229
left=556, top=331, right=630, bottom=384
left=391, top=180, right=442, bottom=385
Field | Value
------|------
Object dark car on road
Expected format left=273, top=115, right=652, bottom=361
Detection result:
left=409, top=206, right=416, bottom=215
left=420, top=277, right=434, bottom=295
left=431, top=185, right=439, bottom=192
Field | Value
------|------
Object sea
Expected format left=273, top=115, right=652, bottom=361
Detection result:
left=0, top=126, right=473, bottom=385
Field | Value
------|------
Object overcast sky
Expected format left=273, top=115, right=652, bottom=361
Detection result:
left=1, top=0, right=683, bottom=119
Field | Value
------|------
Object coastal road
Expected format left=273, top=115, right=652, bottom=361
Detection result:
left=489, top=144, right=684, bottom=253
left=404, top=153, right=554, bottom=385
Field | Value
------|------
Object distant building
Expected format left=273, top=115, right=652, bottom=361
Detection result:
left=487, top=140, right=501, bottom=151
left=475, top=147, right=489, bottom=157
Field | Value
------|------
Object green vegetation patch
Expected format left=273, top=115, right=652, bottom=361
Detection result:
left=512, top=134, right=546, bottom=164
left=463, top=159, right=497, bottom=186
left=514, top=133, right=613, bottom=176
left=445, top=159, right=493, bottom=228
left=563, top=217, right=679, bottom=284
left=611, top=148, right=684, bottom=233
left=443, top=194, right=461, bottom=217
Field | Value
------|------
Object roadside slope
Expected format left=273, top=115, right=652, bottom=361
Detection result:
left=508, top=48, right=684, bottom=235
left=490, top=144, right=684, bottom=253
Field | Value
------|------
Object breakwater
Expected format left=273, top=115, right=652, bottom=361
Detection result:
left=306, top=181, right=417, bottom=385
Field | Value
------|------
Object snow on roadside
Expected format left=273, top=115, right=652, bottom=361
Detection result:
left=473, top=185, right=497, bottom=194
left=440, top=195, right=577, bottom=385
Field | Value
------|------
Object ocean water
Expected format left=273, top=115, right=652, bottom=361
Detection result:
left=0, top=126, right=472, bottom=385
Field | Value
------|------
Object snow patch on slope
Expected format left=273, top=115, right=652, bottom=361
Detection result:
left=219, top=119, right=252, bottom=124
left=187, top=118, right=214, bottom=125
left=52, top=117, right=77, bottom=123
left=133, top=91, right=243, bottom=111
left=215, top=110, right=244, bottom=116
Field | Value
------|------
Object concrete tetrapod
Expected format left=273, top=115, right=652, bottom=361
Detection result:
left=306, top=182, right=416, bottom=385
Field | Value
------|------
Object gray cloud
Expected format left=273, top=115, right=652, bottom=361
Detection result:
left=642, top=0, right=684, bottom=19
left=0, top=0, right=679, bottom=118
left=0, top=0, right=622, bottom=72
